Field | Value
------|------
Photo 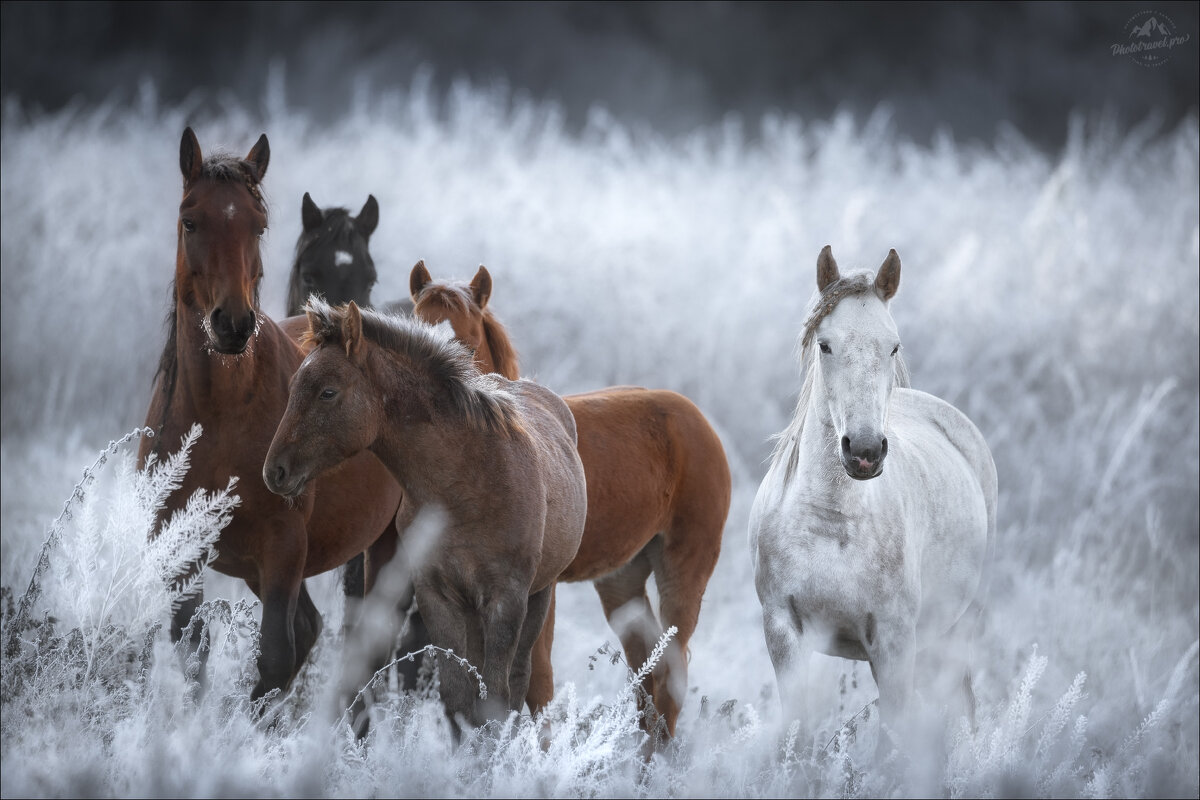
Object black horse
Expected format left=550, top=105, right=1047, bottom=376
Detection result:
left=286, top=192, right=381, bottom=316
left=286, top=192, right=413, bottom=319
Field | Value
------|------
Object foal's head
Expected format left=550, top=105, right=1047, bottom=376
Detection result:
left=410, top=261, right=519, bottom=379
left=264, top=300, right=384, bottom=498
left=176, top=127, right=269, bottom=355
left=286, top=193, right=379, bottom=316
left=807, top=246, right=903, bottom=480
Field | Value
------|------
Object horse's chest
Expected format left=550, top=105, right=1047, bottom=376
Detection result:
left=765, top=496, right=912, bottom=612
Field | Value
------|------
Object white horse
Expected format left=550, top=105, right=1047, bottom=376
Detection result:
left=748, top=246, right=996, bottom=753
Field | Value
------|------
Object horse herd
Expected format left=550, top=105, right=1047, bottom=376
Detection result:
left=140, top=128, right=996, bottom=755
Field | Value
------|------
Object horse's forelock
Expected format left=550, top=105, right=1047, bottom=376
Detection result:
left=799, top=272, right=876, bottom=351
left=415, top=283, right=472, bottom=316
left=200, top=153, right=266, bottom=210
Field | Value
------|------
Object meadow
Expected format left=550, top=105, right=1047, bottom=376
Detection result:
left=2, top=73, right=1197, bottom=797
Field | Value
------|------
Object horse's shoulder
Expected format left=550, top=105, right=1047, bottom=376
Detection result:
left=507, top=378, right=576, bottom=441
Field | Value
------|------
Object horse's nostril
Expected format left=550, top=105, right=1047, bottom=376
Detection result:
left=880, top=438, right=888, bottom=459
left=841, top=436, right=851, bottom=459
left=273, top=464, right=286, bottom=488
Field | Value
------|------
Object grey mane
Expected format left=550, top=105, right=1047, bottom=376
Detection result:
left=307, top=298, right=521, bottom=436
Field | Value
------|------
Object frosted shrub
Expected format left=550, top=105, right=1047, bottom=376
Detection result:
left=0, top=425, right=236, bottom=788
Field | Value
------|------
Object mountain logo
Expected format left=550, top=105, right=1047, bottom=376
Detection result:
left=1130, top=17, right=1170, bottom=39
left=1113, top=11, right=1190, bottom=67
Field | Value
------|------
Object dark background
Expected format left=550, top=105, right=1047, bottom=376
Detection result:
left=2, top=1, right=1197, bottom=149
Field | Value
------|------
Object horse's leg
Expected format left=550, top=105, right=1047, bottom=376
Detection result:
left=292, top=580, right=323, bottom=675
left=341, top=552, right=366, bottom=631
left=647, top=523, right=722, bottom=738
left=341, top=521, right=411, bottom=735
left=868, top=627, right=916, bottom=759
left=593, top=551, right=660, bottom=731
left=251, top=533, right=306, bottom=703
left=509, top=584, right=554, bottom=713
left=415, top=586, right=479, bottom=734
left=478, top=583, right=527, bottom=721
left=761, top=600, right=811, bottom=736
left=524, top=584, right=556, bottom=714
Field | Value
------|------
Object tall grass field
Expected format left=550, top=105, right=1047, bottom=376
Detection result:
left=2, top=75, right=1197, bottom=797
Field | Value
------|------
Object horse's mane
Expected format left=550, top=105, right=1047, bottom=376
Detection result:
left=769, top=271, right=911, bottom=473
left=412, top=282, right=520, bottom=380
left=150, top=154, right=267, bottom=443
left=304, top=298, right=523, bottom=436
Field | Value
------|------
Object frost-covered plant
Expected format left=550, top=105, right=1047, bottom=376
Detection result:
left=1, top=425, right=236, bottom=741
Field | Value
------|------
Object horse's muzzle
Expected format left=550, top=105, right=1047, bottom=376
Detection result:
left=263, top=459, right=307, bottom=499
left=841, top=435, right=887, bottom=480
left=209, top=307, right=256, bottom=354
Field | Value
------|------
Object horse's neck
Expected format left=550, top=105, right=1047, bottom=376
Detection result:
left=368, top=357, right=488, bottom=508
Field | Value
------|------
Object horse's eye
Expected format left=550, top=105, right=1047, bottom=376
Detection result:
left=257, top=227, right=267, bottom=238
left=818, top=341, right=831, bottom=354
left=303, top=274, right=317, bottom=286
left=182, top=218, right=196, bottom=233
left=320, top=388, right=337, bottom=400
left=891, top=344, right=900, bottom=356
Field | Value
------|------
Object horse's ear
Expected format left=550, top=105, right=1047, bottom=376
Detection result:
left=301, top=192, right=323, bottom=232
left=343, top=301, right=366, bottom=364
left=410, top=260, right=432, bottom=301
left=356, top=195, right=379, bottom=238
left=180, top=127, right=203, bottom=186
left=245, top=134, right=270, bottom=182
left=817, top=245, right=840, bottom=292
left=875, top=249, right=901, bottom=301
left=470, top=265, right=492, bottom=310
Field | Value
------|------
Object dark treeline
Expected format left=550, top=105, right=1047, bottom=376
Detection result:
left=2, top=1, right=1197, bottom=149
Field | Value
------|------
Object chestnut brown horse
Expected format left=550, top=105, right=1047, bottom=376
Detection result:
left=410, top=261, right=732, bottom=738
left=139, top=128, right=403, bottom=702
left=264, top=300, right=587, bottom=727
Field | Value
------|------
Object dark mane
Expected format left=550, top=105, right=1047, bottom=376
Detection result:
left=413, top=282, right=521, bottom=380
left=305, top=299, right=523, bottom=436
left=199, top=153, right=266, bottom=208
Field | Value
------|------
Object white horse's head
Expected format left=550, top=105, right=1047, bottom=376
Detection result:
left=808, top=246, right=903, bottom=480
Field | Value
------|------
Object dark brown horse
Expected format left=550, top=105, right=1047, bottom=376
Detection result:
left=139, top=128, right=403, bottom=702
left=410, top=261, right=732, bottom=738
left=264, top=300, right=587, bottom=726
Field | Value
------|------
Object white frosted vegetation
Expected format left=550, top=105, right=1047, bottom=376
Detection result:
left=1, top=75, right=1197, bottom=796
